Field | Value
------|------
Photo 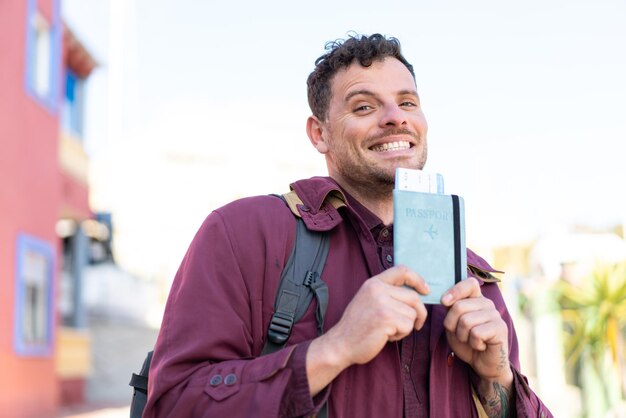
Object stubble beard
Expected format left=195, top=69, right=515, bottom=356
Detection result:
left=326, top=126, right=428, bottom=201
left=336, top=147, right=428, bottom=201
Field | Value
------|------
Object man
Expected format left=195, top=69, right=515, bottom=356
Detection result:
left=144, top=34, right=552, bottom=417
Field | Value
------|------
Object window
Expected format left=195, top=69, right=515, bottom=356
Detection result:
left=62, top=69, right=84, bottom=137
left=14, top=233, right=55, bottom=356
left=24, top=0, right=61, bottom=112
left=31, top=12, right=51, bottom=97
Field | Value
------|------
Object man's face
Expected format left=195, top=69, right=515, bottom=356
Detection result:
left=310, top=57, right=428, bottom=197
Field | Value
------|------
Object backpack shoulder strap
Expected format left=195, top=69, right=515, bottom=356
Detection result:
left=261, top=193, right=330, bottom=355
left=129, top=350, right=153, bottom=418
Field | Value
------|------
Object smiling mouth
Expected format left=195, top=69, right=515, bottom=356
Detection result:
left=370, top=141, right=411, bottom=152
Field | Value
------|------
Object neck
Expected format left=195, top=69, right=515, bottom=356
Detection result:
left=335, top=178, right=395, bottom=225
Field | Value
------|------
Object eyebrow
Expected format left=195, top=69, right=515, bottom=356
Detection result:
left=344, top=89, right=419, bottom=102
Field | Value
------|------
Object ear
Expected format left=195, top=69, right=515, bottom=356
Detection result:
left=306, top=115, right=329, bottom=154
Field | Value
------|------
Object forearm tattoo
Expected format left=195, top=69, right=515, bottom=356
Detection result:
left=479, top=347, right=514, bottom=418
left=480, top=382, right=511, bottom=418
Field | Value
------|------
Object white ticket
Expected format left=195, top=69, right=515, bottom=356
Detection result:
left=394, top=168, right=444, bottom=194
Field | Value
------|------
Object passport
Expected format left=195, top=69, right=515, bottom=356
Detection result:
left=393, top=184, right=467, bottom=304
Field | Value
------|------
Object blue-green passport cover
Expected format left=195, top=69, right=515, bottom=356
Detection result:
left=393, top=190, right=467, bottom=304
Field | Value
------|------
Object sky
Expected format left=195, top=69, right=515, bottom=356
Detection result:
left=61, top=0, right=626, bottom=279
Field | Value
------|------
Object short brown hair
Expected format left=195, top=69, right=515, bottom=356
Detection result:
left=307, top=33, right=415, bottom=121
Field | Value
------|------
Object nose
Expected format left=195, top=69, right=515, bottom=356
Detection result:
left=379, top=104, right=407, bottom=127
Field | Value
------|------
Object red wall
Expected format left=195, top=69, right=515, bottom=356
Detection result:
left=60, top=171, right=93, bottom=220
left=0, top=0, right=62, bottom=416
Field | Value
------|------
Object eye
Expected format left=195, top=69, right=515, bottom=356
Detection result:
left=354, top=104, right=373, bottom=112
left=400, top=101, right=417, bottom=108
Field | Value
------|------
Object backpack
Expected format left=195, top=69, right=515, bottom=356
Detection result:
left=129, top=192, right=332, bottom=418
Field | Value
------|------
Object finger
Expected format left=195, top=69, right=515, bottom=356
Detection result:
left=413, top=300, right=428, bottom=331
left=378, top=298, right=419, bottom=340
left=443, top=296, right=496, bottom=334
left=378, top=265, right=430, bottom=295
left=382, top=284, right=429, bottom=331
left=355, top=280, right=424, bottom=324
left=466, top=321, right=508, bottom=351
left=441, top=277, right=481, bottom=306
left=388, top=309, right=419, bottom=341
left=360, top=272, right=429, bottom=333
left=387, top=283, right=425, bottom=308
left=444, top=308, right=501, bottom=346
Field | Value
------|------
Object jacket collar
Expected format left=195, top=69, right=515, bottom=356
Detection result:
left=289, top=177, right=348, bottom=232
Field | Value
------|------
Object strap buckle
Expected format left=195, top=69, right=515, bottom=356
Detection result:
left=267, top=311, right=294, bottom=344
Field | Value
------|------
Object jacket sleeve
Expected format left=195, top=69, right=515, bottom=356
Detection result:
left=143, top=207, right=329, bottom=417
left=481, top=281, right=554, bottom=417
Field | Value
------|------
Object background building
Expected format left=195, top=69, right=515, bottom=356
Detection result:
left=0, top=0, right=98, bottom=416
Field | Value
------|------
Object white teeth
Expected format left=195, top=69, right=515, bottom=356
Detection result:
left=372, top=141, right=410, bottom=152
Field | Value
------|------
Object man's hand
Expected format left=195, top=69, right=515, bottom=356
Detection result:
left=306, top=266, right=430, bottom=395
left=441, top=278, right=514, bottom=417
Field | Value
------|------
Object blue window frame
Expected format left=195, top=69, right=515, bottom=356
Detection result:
left=14, top=233, right=56, bottom=357
left=62, top=69, right=84, bottom=137
left=24, top=0, right=62, bottom=113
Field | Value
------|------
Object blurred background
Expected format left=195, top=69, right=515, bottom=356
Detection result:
left=1, top=0, right=625, bottom=417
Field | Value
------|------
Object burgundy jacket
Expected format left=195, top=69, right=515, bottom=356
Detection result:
left=144, top=176, right=552, bottom=417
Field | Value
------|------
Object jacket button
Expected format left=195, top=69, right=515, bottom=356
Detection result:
left=386, top=254, right=393, bottom=263
left=224, top=374, right=237, bottom=386
left=447, top=352, right=455, bottom=367
left=209, top=375, right=222, bottom=386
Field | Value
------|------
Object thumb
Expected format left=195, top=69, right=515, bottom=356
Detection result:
left=378, top=265, right=430, bottom=296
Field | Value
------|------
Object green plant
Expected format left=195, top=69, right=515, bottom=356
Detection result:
left=557, top=261, right=626, bottom=414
